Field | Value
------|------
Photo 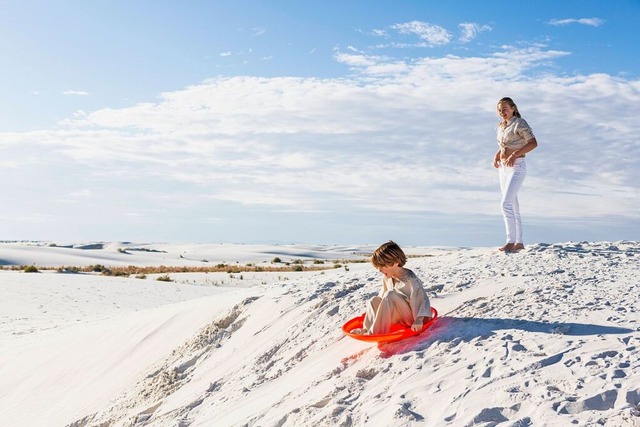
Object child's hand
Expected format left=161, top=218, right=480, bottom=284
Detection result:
left=410, top=317, right=424, bottom=331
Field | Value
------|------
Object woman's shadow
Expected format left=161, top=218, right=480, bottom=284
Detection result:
left=378, top=316, right=636, bottom=357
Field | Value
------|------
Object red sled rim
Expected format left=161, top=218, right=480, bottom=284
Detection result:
left=342, top=307, right=438, bottom=343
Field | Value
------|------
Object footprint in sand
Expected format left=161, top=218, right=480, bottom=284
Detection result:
left=500, top=334, right=528, bottom=361
left=563, top=355, right=582, bottom=368
left=555, top=389, right=619, bottom=414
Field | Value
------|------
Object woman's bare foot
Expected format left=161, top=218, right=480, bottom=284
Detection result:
left=499, top=243, right=516, bottom=252
left=514, top=243, right=525, bottom=251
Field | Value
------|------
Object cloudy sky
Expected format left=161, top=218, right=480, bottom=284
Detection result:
left=1, top=0, right=638, bottom=247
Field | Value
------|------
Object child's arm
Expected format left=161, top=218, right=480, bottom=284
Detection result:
left=405, top=270, right=431, bottom=328
left=379, top=277, right=390, bottom=297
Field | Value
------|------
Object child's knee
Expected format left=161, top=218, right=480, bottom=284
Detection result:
left=368, top=296, right=382, bottom=311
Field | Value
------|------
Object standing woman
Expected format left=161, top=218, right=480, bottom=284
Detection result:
left=493, top=97, right=538, bottom=252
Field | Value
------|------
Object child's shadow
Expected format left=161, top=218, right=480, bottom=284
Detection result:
left=378, top=316, right=636, bottom=357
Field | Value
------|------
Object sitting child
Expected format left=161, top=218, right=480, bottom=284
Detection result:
left=351, top=240, right=431, bottom=335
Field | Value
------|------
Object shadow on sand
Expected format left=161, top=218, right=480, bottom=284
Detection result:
left=378, top=316, right=637, bottom=356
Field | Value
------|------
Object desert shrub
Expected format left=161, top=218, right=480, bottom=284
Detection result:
left=272, top=257, right=282, bottom=263
left=23, top=265, right=39, bottom=273
left=156, top=274, right=173, bottom=282
left=90, top=264, right=111, bottom=274
left=135, top=274, right=147, bottom=279
left=292, top=265, right=303, bottom=272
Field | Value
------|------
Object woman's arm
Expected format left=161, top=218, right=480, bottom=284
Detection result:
left=493, top=149, right=502, bottom=168
left=505, top=137, right=537, bottom=167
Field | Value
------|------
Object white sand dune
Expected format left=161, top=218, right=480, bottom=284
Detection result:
left=1, top=241, right=639, bottom=426
left=0, top=241, right=375, bottom=267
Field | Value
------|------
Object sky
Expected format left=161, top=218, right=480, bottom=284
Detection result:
left=0, top=0, right=639, bottom=247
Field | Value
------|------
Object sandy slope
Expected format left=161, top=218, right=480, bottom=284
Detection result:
left=0, top=241, right=639, bottom=426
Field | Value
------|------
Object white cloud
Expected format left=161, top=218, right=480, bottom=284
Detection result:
left=370, top=29, right=388, bottom=38
left=390, top=21, right=452, bottom=46
left=333, top=52, right=381, bottom=68
left=2, top=44, right=638, bottom=244
left=345, top=45, right=364, bottom=53
left=63, top=90, right=89, bottom=96
left=458, top=22, right=492, bottom=43
left=549, top=18, right=605, bottom=27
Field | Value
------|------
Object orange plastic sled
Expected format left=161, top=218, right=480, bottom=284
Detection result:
left=342, top=307, right=438, bottom=343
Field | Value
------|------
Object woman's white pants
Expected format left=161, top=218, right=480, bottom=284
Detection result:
left=499, top=158, right=527, bottom=244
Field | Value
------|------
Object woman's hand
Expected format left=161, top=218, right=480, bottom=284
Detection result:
left=505, top=153, right=517, bottom=167
left=493, top=152, right=502, bottom=168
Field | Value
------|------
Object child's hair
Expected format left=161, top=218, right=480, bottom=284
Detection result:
left=371, top=240, right=407, bottom=268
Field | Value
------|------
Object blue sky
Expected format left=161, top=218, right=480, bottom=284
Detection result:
left=1, top=0, right=639, bottom=247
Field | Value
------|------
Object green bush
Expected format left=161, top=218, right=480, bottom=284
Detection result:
left=23, top=265, right=39, bottom=273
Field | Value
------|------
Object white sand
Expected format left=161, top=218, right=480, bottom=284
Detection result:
left=0, top=241, right=639, bottom=426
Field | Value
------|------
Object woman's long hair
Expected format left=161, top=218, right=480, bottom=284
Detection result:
left=497, top=97, right=521, bottom=128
